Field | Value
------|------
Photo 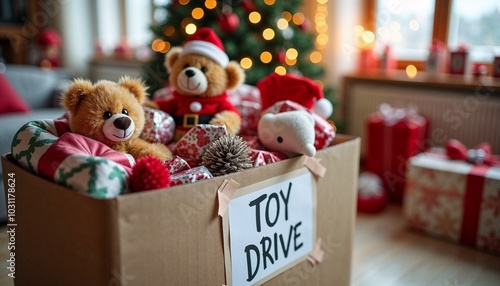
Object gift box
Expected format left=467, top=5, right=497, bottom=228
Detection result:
left=449, top=45, right=470, bottom=75
left=170, top=166, right=213, bottom=186
left=229, top=84, right=261, bottom=136
left=404, top=140, right=500, bottom=254
left=263, top=100, right=336, bottom=150
left=164, top=155, right=190, bottom=174
left=250, top=148, right=287, bottom=167
left=140, top=107, right=175, bottom=145
left=364, top=104, right=429, bottom=202
left=173, top=124, right=228, bottom=166
left=2, top=135, right=360, bottom=285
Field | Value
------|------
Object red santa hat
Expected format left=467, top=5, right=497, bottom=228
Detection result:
left=257, top=73, right=333, bottom=118
left=179, top=27, right=229, bottom=67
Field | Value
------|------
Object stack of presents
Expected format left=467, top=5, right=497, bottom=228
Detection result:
left=359, top=103, right=500, bottom=256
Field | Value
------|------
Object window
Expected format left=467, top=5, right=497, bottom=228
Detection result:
left=374, top=0, right=435, bottom=60
left=367, top=0, right=500, bottom=65
left=448, top=0, right=500, bottom=62
left=95, top=0, right=169, bottom=56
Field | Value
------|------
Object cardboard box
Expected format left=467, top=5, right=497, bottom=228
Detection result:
left=2, top=135, right=360, bottom=285
left=404, top=151, right=500, bottom=254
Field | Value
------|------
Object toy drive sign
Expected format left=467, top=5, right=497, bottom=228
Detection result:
left=222, top=168, right=316, bottom=285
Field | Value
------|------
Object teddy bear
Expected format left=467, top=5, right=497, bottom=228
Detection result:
left=154, top=27, right=245, bottom=140
left=62, top=76, right=173, bottom=162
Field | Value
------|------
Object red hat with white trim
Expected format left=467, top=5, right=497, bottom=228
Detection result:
left=179, top=27, right=229, bottom=67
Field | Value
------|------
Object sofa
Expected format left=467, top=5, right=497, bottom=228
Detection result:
left=0, top=65, right=71, bottom=223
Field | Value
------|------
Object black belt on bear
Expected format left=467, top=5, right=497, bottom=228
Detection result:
left=173, top=114, right=214, bottom=128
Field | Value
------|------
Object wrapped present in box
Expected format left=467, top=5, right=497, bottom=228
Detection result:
left=404, top=140, right=500, bottom=254
left=364, top=103, right=429, bottom=202
left=250, top=148, right=287, bottom=167
left=263, top=100, right=336, bottom=150
left=140, top=107, right=175, bottom=144
left=170, top=166, right=213, bottom=186
left=164, top=155, right=190, bottom=174
left=173, top=124, right=228, bottom=166
left=229, top=84, right=261, bottom=136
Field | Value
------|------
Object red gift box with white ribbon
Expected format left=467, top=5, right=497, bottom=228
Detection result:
left=404, top=140, right=500, bottom=254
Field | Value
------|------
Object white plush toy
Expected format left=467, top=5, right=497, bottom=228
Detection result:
left=258, top=110, right=316, bottom=157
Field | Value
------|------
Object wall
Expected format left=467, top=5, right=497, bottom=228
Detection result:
left=54, top=0, right=94, bottom=77
left=302, top=0, right=363, bottom=88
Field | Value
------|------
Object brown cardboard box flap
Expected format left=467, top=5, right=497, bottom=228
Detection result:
left=2, top=135, right=359, bottom=285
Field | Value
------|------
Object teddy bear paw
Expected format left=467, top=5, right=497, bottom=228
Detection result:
left=210, top=111, right=241, bottom=134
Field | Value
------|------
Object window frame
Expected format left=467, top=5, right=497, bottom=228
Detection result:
left=362, top=0, right=494, bottom=72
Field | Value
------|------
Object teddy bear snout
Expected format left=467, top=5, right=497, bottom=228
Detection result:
left=185, top=69, right=195, bottom=78
left=103, top=114, right=136, bottom=142
left=178, top=67, right=208, bottom=95
left=114, top=117, right=132, bottom=130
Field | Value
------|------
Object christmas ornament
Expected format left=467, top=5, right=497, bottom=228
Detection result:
left=241, top=0, right=255, bottom=13
left=276, top=50, right=286, bottom=64
left=299, top=18, right=311, bottom=31
left=130, top=156, right=171, bottom=192
left=201, top=134, right=253, bottom=176
left=357, top=172, right=387, bottom=213
left=36, top=28, right=62, bottom=68
left=218, top=12, right=240, bottom=33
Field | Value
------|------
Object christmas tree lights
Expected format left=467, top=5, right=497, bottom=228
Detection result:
left=142, top=0, right=326, bottom=94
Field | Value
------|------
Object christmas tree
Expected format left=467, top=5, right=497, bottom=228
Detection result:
left=141, top=0, right=326, bottom=95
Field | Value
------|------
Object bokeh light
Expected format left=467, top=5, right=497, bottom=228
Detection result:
left=240, top=57, right=253, bottom=69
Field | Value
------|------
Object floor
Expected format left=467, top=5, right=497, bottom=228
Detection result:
left=352, top=205, right=500, bottom=286
left=0, top=205, right=499, bottom=285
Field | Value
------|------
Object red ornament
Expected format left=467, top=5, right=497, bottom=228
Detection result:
left=218, top=12, right=240, bottom=33
left=357, top=172, right=387, bottom=213
left=241, top=0, right=255, bottom=13
left=276, top=50, right=286, bottom=64
left=299, top=18, right=311, bottom=31
left=130, top=156, right=171, bottom=192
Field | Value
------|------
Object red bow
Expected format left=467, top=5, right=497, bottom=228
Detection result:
left=445, top=139, right=500, bottom=167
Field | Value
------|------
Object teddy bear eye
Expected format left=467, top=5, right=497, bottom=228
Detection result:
left=122, top=108, right=128, bottom=115
left=277, top=136, right=283, bottom=143
left=103, top=111, right=112, bottom=120
left=201, top=67, right=208, bottom=73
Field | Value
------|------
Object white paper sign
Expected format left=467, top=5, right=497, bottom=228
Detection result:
left=224, top=168, right=316, bottom=286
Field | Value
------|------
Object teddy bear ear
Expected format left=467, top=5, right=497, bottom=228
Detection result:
left=118, top=76, right=148, bottom=103
left=164, top=47, right=183, bottom=71
left=225, top=61, right=245, bottom=90
left=62, top=78, right=94, bottom=113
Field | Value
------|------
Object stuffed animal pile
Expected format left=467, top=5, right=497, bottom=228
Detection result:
left=10, top=27, right=336, bottom=198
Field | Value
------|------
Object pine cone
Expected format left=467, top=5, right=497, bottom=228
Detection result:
left=202, top=134, right=253, bottom=176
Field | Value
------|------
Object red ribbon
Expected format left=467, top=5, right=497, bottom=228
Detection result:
left=444, top=139, right=499, bottom=245
left=445, top=139, right=500, bottom=167
left=460, top=165, right=489, bottom=246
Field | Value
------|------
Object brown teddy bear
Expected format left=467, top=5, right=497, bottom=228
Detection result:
left=154, top=27, right=245, bottom=140
left=62, top=76, right=173, bottom=162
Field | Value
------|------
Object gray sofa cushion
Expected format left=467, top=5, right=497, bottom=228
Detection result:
left=3, top=66, right=68, bottom=109
left=0, top=109, right=67, bottom=157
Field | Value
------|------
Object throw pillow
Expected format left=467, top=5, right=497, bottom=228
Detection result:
left=0, top=73, right=31, bottom=114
